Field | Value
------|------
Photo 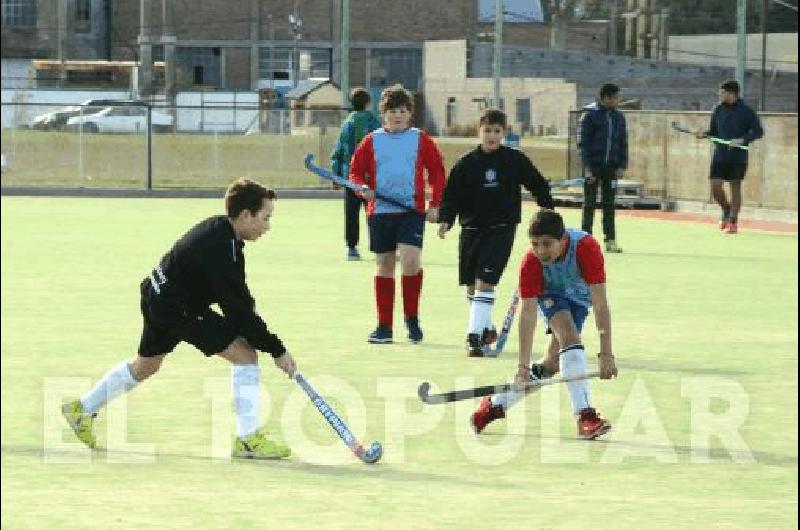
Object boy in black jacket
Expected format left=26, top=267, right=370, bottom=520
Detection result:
left=438, top=109, right=554, bottom=357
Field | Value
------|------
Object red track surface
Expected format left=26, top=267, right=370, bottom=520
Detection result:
left=619, top=210, right=798, bottom=234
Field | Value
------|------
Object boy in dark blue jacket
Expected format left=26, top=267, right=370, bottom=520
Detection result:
left=578, top=83, right=627, bottom=253
left=697, top=80, right=763, bottom=234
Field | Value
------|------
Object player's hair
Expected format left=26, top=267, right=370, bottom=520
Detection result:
left=528, top=209, right=565, bottom=239
left=479, top=109, right=507, bottom=128
left=599, top=83, right=620, bottom=99
left=379, top=84, right=414, bottom=115
left=225, top=178, right=276, bottom=218
left=719, top=79, right=740, bottom=95
left=350, top=87, right=371, bottom=111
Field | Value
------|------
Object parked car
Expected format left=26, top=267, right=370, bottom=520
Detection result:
left=66, top=106, right=174, bottom=133
left=29, top=99, right=143, bottom=131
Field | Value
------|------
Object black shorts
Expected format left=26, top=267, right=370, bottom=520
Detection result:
left=710, top=161, right=747, bottom=181
left=369, top=213, right=425, bottom=254
left=458, top=225, right=517, bottom=286
left=137, top=280, right=237, bottom=357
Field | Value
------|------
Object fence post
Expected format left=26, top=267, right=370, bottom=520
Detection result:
left=146, top=104, right=153, bottom=190
left=662, top=118, right=669, bottom=210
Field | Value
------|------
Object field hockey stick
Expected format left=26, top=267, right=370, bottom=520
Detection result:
left=491, top=290, right=520, bottom=355
left=303, top=154, right=423, bottom=215
left=417, top=371, right=601, bottom=405
left=671, top=121, right=749, bottom=150
left=294, top=373, right=382, bottom=464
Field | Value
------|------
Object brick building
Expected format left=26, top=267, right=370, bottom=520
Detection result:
left=3, top=0, right=609, bottom=93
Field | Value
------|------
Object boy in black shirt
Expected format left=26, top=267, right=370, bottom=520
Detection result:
left=438, top=109, right=554, bottom=357
left=62, top=179, right=297, bottom=459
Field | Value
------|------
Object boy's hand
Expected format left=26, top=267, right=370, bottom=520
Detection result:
left=729, top=138, right=744, bottom=147
left=426, top=206, right=440, bottom=224
left=597, top=352, right=617, bottom=379
left=274, top=352, right=297, bottom=378
left=615, top=168, right=625, bottom=179
left=359, top=186, right=376, bottom=201
left=437, top=222, right=450, bottom=239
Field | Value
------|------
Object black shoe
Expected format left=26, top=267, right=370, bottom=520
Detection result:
left=467, top=333, right=484, bottom=357
left=368, top=325, right=393, bottom=344
left=406, top=317, right=423, bottom=344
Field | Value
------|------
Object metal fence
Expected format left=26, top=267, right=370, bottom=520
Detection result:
left=0, top=102, right=349, bottom=190
left=568, top=109, right=799, bottom=211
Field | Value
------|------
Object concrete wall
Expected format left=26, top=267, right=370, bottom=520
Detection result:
left=569, top=110, right=798, bottom=211
left=423, top=41, right=577, bottom=135
left=668, top=33, right=798, bottom=74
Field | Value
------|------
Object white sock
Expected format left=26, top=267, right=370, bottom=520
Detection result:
left=559, top=344, right=592, bottom=416
left=468, top=290, right=496, bottom=335
left=491, top=389, right=524, bottom=410
left=232, top=364, right=261, bottom=439
left=80, top=359, right=138, bottom=414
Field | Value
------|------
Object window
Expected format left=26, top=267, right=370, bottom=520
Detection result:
left=369, top=49, right=422, bottom=91
left=258, top=47, right=330, bottom=84
left=75, top=0, right=91, bottom=33
left=177, top=47, right=221, bottom=87
left=2, top=0, right=37, bottom=26
left=446, top=97, right=457, bottom=128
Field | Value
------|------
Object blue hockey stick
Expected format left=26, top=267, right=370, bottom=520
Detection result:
left=492, top=290, right=520, bottom=355
left=303, top=154, right=422, bottom=215
left=294, top=372, right=382, bottom=464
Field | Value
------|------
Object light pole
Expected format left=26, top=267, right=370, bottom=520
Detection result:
left=492, top=0, right=503, bottom=109
left=289, top=12, right=303, bottom=88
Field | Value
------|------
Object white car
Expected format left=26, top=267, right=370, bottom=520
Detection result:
left=66, top=106, right=173, bottom=133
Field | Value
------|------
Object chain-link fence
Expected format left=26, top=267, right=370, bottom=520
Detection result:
left=0, top=102, right=349, bottom=190
left=568, top=109, right=798, bottom=211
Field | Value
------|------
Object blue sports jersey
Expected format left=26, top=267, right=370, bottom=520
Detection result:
left=541, top=229, right=592, bottom=308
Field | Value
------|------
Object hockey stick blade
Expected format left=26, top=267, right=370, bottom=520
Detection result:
left=295, top=373, right=382, bottom=464
left=303, top=154, right=423, bottom=214
left=492, top=290, right=520, bottom=355
left=418, top=371, right=602, bottom=405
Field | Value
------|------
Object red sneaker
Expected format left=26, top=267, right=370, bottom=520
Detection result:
left=718, top=219, right=728, bottom=231
left=725, top=222, right=738, bottom=234
left=470, top=396, right=505, bottom=434
left=577, top=408, right=611, bottom=440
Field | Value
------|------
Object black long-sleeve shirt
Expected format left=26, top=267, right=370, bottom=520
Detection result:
left=438, top=145, right=554, bottom=228
left=144, top=215, right=286, bottom=357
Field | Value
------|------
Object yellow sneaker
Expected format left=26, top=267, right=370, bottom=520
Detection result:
left=232, top=428, right=291, bottom=460
left=61, top=399, right=97, bottom=449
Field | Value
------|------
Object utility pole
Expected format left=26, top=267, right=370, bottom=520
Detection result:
left=138, top=0, right=153, bottom=97
left=289, top=8, right=303, bottom=89
left=492, top=0, right=503, bottom=109
left=609, top=0, right=618, bottom=55
left=760, top=0, right=768, bottom=110
left=736, top=0, right=747, bottom=97
left=341, top=0, right=350, bottom=108
left=163, top=0, right=176, bottom=104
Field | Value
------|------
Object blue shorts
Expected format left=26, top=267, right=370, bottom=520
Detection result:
left=369, top=213, right=425, bottom=254
left=538, top=295, right=589, bottom=334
